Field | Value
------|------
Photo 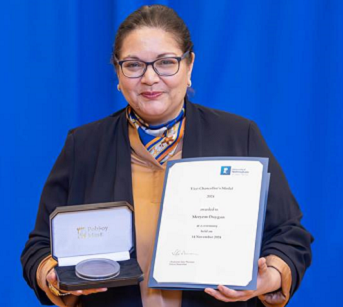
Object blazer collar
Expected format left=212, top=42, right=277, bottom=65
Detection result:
left=113, top=110, right=134, bottom=206
left=183, top=97, right=203, bottom=158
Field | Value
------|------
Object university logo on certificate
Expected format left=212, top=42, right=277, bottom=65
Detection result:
left=149, top=157, right=270, bottom=290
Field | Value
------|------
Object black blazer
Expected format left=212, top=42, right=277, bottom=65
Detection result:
left=21, top=99, right=313, bottom=307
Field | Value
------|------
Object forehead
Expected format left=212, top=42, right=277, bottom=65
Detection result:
left=120, top=27, right=182, bottom=60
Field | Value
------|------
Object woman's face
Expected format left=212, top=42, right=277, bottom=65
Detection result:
left=117, top=27, right=194, bottom=125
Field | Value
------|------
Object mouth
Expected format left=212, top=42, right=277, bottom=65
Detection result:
left=140, top=91, right=163, bottom=99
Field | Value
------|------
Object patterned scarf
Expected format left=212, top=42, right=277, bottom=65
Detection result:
left=127, top=106, right=186, bottom=165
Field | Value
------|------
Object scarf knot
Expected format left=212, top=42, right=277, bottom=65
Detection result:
left=127, top=106, right=185, bottom=164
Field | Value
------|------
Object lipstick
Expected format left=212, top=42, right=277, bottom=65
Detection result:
left=141, top=91, right=163, bottom=99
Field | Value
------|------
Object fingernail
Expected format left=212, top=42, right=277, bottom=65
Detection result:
left=101, top=288, right=107, bottom=292
left=77, top=290, right=83, bottom=294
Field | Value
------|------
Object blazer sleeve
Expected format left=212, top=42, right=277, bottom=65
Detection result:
left=21, top=132, right=74, bottom=305
left=247, top=121, right=313, bottom=296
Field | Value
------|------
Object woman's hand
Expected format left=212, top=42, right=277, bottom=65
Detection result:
left=46, top=269, right=108, bottom=296
left=204, top=257, right=281, bottom=303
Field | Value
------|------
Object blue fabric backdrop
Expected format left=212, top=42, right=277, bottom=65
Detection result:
left=1, top=0, right=342, bottom=306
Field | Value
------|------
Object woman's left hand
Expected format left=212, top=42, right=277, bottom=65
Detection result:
left=204, top=257, right=281, bottom=303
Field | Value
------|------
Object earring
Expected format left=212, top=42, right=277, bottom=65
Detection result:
left=187, top=80, right=192, bottom=88
left=117, top=84, right=121, bottom=91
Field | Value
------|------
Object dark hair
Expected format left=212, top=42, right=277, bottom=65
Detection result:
left=112, top=5, right=194, bottom=65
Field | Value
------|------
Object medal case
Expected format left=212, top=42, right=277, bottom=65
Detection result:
left=50, top=202, right=143, bottom=291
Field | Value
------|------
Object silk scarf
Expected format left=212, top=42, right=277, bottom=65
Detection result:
left=127, top=106, right=185, bottom=164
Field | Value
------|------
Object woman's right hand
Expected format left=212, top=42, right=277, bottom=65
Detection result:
left=46, top=269, right=108, bottom=296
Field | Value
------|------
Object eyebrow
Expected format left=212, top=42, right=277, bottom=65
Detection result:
left=122, top=53, right=178, bottom=60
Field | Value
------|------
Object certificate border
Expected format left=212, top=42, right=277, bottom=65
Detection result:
left=148, top=157, right=270, bottom=291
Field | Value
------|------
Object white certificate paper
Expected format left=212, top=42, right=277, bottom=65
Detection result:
left=149, top=157, right=269, bottom=290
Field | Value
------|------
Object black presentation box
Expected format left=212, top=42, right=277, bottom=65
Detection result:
left=50, top=202, right=143, bottom=291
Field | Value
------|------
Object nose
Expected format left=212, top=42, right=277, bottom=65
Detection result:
left=141, top=64, right=160, bottom=85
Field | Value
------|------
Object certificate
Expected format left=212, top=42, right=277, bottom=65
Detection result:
left=148, top=157, right=270, bottom=290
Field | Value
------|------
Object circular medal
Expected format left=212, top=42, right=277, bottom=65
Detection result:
left=75, top=258, right=120, bottom=281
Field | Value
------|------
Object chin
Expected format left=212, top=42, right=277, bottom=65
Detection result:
left=139, top=102, right=169, bottom=115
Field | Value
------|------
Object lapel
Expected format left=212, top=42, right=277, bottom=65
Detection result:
left=111, top=110, right=137, bottom=257
left=183, top=98, right=204, bottom=158
left=79, top=110, right=134, bottom=207
left=112, top=111, right=134, bottom=206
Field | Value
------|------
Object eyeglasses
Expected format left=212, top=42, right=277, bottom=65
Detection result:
left=115, top=51, right=190, bottom=78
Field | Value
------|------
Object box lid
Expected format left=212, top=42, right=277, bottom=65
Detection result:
left=50, top=202, right=133, bottom=266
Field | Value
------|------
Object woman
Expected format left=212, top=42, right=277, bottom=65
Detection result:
left=21, top=5, right=313, bottom=307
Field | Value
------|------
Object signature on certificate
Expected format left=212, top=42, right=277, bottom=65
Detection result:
left=172, top=249, right=199, bottom=256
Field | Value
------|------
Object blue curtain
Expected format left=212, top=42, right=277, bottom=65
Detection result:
left=1, top=0, right=342, bottom=306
